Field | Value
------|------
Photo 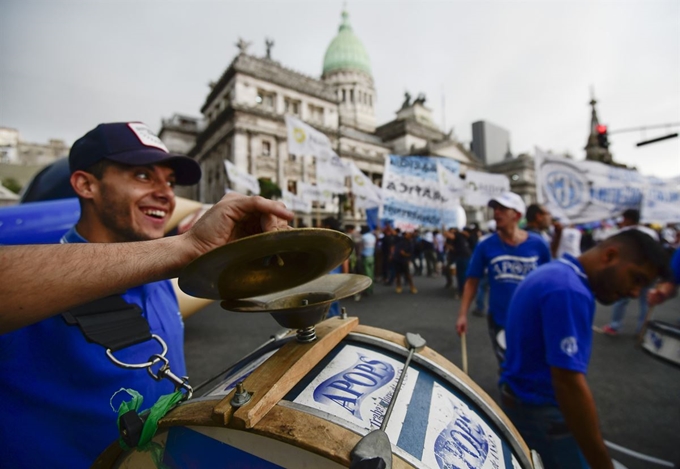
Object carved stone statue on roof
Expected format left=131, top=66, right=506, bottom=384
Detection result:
left=414, top=93, right=427, bottom=106
left=265, top=38, right=274, bottom=59
left=401, top=91, right=411, bottom=110
left=236, top=38, right=252, bottom=54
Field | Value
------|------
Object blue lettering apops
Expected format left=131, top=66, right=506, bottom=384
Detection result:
left=313, top=353, right=395, bottom=419
left=434, top=403, right=492, bottom=469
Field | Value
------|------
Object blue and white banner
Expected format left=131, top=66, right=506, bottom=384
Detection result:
left=380, top=155, right=463, bottom=229
left=534, top=150, right=669, bottom=224
left=641, top=178, right=680, bottom=224
left=224, top=160, right=260, bottom=195
left=463, top=170, right=510, bottom=207
left=437, top=158, right=463, bottom=228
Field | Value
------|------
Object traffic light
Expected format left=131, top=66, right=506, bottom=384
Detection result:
left=596, top=124, right=609, bottom=149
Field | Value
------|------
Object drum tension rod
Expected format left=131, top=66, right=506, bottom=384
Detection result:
left=349, top=332, right=427, bottom=469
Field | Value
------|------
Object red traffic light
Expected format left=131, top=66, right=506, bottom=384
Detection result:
left=596, top=124, right=608, bottom=134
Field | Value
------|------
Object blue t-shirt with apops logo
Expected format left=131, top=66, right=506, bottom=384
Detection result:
left=466, top=232, right=551, bottom=327
left=0, top=226, right=185, bottom=468
left=500, top=254, right=595, bottom=406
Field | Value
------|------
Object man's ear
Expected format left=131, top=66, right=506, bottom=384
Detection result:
left=601, top=245, right=620, bottom=266
left=70, top=171, right=99, bottom=200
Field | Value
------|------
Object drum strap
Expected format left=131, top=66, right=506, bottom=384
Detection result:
left=62, top=295, right=151, bottom=351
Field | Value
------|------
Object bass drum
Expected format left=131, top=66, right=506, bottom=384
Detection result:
left=641, top=320, right=680, bottom=367
left=95, top=317, right=542, bottom=468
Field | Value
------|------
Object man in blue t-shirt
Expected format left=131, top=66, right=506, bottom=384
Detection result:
left=500, top=229, right=669, bottom=468
left=456, top=192, right=551, bottom=364
left=0, top=122, right=206, bottom=468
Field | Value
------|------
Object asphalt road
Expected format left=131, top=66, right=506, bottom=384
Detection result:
left=183, top=274, right=680, bottom=469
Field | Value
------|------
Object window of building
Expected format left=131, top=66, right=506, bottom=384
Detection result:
left=262, top=141, right=271, bottom=157
left=287, top=180, right=297, bottom=194
left=342, top=89, right=346, bottom=102
left=511, top=173, right=520, bottom=181
left=288, top=152, right=297, bottom=162
left=308, top=105, right=324, bottom=124
left=256, top=89, right=275, bottom=110
left=284, top=98, right=301, bottom=116
left=350, top=89, right=354, bottom=103
left=369, top=95, right=373, bottom=107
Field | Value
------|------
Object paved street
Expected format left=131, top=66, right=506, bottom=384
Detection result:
left=183, top=274, right=680, bottom=468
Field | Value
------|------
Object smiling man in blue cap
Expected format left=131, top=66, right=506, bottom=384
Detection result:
left=0, top=122, right=203, bottom=468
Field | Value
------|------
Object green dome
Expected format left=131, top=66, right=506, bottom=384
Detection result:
left=322, top=11, right=372, bottom=76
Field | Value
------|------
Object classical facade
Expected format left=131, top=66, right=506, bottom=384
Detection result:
left=0, top=127, right=69, bottom=166
left=159, top=10, right=479, bottom=225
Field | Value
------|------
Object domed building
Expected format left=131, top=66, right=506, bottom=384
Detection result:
left=160, top=9, right=481, bottom=224
left=321, top=11, right=377, bottom=133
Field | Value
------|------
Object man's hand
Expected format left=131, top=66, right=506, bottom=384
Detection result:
left=647, top=281, right=677, bottom=306
left=184, top=193, right=294, bottom=258
left=456, top=315, right=468, bottom=336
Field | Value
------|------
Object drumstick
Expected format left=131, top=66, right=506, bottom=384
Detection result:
left=461, top=332, right=468, bottom=375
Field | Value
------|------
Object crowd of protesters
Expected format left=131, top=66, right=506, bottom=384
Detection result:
left=331, top=193, right=678, bottom=469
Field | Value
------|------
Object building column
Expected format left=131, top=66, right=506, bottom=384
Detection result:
left=276, top=136, right=285, bottom=187
left=248, top=132, right=256, bottom=176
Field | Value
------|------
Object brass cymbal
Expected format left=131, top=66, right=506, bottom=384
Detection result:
left=178, top=228, right=354, bottom=300
left=221, top=273, right=372, bottom=329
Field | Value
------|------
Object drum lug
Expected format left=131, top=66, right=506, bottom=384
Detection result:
left=119, top=409, right=146, bottom=448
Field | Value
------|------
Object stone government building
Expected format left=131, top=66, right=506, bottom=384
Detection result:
left=161, top=10, right=604, bottom=226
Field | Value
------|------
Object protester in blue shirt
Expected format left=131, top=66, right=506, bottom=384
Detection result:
left=647, top=247, right=680, bottom=306
left=456, top=192, right=551, bottom=364
left=500, top=229, right=669, bottom=469
left=0, top=122, right=293, bottom=469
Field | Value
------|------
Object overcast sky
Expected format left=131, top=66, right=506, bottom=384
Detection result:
left=1, top=0, right=678, bottom=178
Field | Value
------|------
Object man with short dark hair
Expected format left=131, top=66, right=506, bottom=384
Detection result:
left=597, top=209, right=660, bottom=336
left=1, top=122, right=206, bottom=468
left=500, top=229, right=669, bottom=468
left=526, top=203, right=559, bottom=256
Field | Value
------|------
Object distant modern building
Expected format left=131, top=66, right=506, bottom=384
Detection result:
left=471, top=120, right=512, bottom=166
left=159, top=10, right=479, bottom=225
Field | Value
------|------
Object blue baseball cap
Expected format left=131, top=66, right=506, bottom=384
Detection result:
left=69, top=122, right=201, bottom=185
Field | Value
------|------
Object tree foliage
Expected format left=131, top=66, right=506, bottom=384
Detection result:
left=258, top=178, right=282, bottom=200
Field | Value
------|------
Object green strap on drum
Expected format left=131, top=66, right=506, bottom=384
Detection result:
left=113, top=388, right=184, bottom=464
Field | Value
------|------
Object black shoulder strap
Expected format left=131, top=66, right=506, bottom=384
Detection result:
left=62, top=295, right=151, bottom=351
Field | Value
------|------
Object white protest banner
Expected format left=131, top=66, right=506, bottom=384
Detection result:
left=281, top=189, right=312, bottom=214
left=380, top=155, right=450, bottom=229
left=316, top=151, right=349, bottom=194
left=463, top=170, right=509, bottom=207
left=641, top=178, right=680, bottom=224
left=535, top=150, right=647, bottom=224
left=436, top=158, right=464, bottom=227
left=285, top=115, right=333, bottom=161
left=298, top=181, right=334, bottom=204
left=347, top=161, right=382, bottom=209
left=224, top=160, right=260, bottom=195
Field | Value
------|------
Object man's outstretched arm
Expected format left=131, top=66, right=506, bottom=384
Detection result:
left=0, top=193, right=293, bottom=334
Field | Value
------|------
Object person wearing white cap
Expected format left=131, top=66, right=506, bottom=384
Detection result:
left=456, top=191, right=551, bottom=364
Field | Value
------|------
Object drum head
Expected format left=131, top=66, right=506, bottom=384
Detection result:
left=179, top=228, right=353, bottom=300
